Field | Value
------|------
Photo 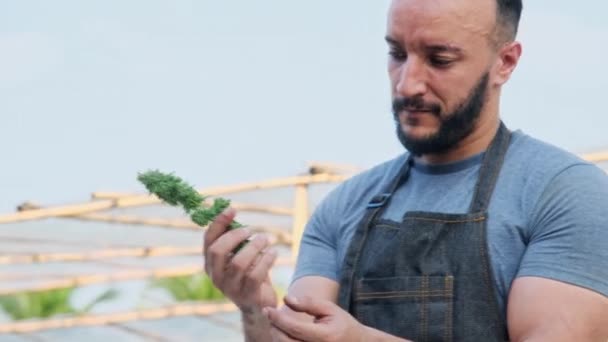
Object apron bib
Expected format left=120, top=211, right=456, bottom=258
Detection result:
left=337, top=123, right=511, bottom=341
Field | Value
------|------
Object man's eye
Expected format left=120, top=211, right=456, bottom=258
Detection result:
left=389, top=50, right=407, bottom=61
left=430, top=56, right=453, bottom=67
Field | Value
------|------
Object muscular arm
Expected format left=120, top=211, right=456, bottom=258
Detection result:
left=507, top=277, right=608, bottom=341
left=284, top=276, right=340, bottom=319
left=507, top=164, right=608, bottom=341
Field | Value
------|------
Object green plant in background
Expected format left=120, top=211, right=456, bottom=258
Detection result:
left=152, top=273, right=287, bottom=303
left=0, top=287, right=118, bottom=321
left=152, top=274, right=226, bottom=302
left=0, top=287, right=75, bottom=320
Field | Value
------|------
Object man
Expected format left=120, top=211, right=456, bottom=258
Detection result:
left=204, top=0, right=608, bottom=340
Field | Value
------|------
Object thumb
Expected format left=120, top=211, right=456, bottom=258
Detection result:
left=283, top=295, right=334, bottom=317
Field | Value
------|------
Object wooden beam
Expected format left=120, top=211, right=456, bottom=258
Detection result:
left=71, top=214, right=292, bottom=244
left=581, top=151, right=608, bottom=163
left=291, top=184, right=309, bottom=262
left=0, top=245, right=201, bottom=265
left=87, top=197, right=294, bottom=216
left=307, top=161, right=362, bottom=175
left=0, top=302, right=238, bottom=334
left=0, top=174, right=349, bottom=224
left=0, top=258, right=293, bottom=296
left=0, top=200, right=115, bottom=224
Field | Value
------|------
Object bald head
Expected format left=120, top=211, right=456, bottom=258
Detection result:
left=389, top=0, right=522, bottom=49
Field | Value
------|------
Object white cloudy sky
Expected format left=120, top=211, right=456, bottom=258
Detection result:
left=0, top=0, right=606, bottom=211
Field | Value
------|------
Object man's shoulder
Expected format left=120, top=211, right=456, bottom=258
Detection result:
left=506, top=130, right=597, bottom=177
left=499, top=130, right=607, bottom=215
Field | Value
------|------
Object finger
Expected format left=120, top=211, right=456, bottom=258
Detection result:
left=224, top=234, right=269, bottom=286
left=270, top=325, right=303, bottom=342
left=207, top=227, right=252, bottom=285
left=203, top=208, right=236, bottom=252
left=284, top=295, right=334, bottom=318
left=264, top=307, right=319, bottom=342
left=245, top=247, right=278, bottom=286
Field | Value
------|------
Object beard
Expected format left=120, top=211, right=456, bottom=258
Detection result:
left=393, top=72, right=489, bottom=156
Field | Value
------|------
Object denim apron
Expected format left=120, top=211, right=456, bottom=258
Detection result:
left=337, top=123, right=511, bottom=341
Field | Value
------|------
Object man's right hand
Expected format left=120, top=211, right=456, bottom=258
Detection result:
left=203, top=208, right=279, bottom=313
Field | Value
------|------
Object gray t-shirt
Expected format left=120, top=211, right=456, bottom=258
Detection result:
left=293, top=130, right=608, bottom=315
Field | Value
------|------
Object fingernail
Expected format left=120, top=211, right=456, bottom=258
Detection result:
left=262, top=307, right=270, bottom=318
left=286, top=295, right=298, bottom=304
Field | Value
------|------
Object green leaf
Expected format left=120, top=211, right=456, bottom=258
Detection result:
left=152, top=274, right=226, bottom=302
left=79, top=289, right=119, bottom=314
left=190, top=208, right=215, bottom=227
left=0, top=288, right=79, bottom=320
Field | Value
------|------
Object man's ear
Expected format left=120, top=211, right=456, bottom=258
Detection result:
left=492, top=41, right=523, bottom=86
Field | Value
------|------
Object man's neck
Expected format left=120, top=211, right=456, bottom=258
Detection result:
left=417, top=115, right=500, bottom=165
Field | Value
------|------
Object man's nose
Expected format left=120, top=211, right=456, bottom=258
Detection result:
left=395, top=56, right=428, bottom=98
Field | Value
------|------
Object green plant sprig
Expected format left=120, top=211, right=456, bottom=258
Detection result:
left=137, top=170, right=244, bottom=230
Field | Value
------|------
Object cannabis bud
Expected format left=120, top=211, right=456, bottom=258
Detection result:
left=137, top=170, right=246, bottom=244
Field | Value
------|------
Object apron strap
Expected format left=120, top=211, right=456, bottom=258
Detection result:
left=468, top=122, right=512, bottom=213
left=337, top=155, right=414, bottom=310
left=366, top=156, right=413, bottom=209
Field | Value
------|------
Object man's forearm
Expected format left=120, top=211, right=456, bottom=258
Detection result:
left=242, top=308, right=272, bottom=342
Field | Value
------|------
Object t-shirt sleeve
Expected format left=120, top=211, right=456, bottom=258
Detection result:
left=291, top=185, right=345, bottom=284
left=517, top=163, right=608, bottom=298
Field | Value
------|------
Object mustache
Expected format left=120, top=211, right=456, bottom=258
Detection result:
left=392, top=97, right=441, bottom=117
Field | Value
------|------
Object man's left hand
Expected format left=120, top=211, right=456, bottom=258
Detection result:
left=263, top=295, right=367, bottom=342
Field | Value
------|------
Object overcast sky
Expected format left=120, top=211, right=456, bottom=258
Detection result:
left=0, top=0, right=606, bottom=212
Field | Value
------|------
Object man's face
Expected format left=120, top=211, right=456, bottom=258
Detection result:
left=387, top=0, right=498, bottom=155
